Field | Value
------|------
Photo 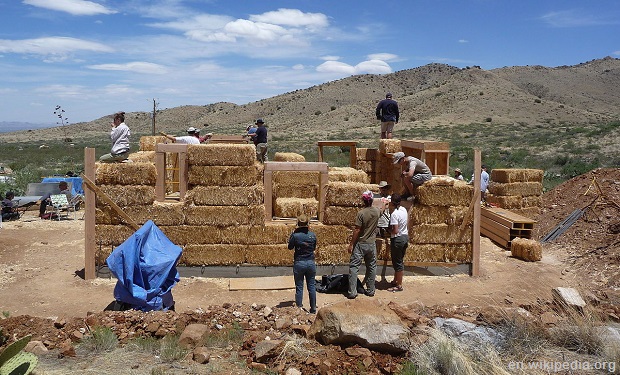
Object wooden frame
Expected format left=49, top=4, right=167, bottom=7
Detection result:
left=155, top=143, right=189, bottom=201
left=209, top=135, right=249, bottom=144
left=401, top=140, right=450, bottom=175
left=84, top=148, right=96, bottom=279
left=263, top=161, right=329, bottom=222
left=317, top=141, right=357, bottom=168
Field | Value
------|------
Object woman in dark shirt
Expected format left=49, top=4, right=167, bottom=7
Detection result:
left=288, top=214, right=317, bottom=313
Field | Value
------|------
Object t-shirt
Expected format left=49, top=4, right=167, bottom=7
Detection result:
left=288, top=228, right=317, bottom=261
left=405, top=156, right=432, bottom=175
left=174, top=136, right=200, bottom=144
left=389, top=206, right=408, bottom=238
left=355, top=206, right=380, bottom=244
left=373, top=194, right=391, bottom=228
left=254, top=126, right=267, bottom=145
left=376, top=98, right=399, bottom=122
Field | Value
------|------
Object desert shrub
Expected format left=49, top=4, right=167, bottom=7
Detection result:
left=83, top=326, right=119, bottom=352
left=534, top=98, right=542, bottom=103
left=202, top=322, right=244, bottom=348
left=485, top=117, right=492, bottom=122
left=314, top=110, right=322, bottom=115
left=495, top=315, right=548, bottom=361
left=549, top=308, right=605, bottom=355
left=330, top=106, right=336, bottom=111
left=125, top=336, right=160, bottom=354
left=159, top=334, right=187, bottom=362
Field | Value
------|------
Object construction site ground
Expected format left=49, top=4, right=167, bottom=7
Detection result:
left=0, top=168, right=619, bottom=373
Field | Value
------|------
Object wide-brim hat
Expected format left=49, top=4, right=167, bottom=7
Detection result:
left=378, top=181, right=390, bottom=188
left=297, top=214, right=309, bottom=227
left=454, top=168, right=461, bottom=173
left=187, top=126, right=199, bottom=134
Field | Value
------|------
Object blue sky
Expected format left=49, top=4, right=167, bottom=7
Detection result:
left=1, top=0, right=619, bottom=124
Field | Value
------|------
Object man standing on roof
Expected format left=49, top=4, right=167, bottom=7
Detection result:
left=249, top=118, right=268, bottom=162
left=376, top=92, right=399, bottom=139
left=163, top=127, right=201, bottom=144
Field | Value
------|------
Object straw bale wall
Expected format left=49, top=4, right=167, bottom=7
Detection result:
left=128, top=151, right=155, bottom=163
left=486, top=168, right=543, bottom=217
left=356, top=148, right=378, bottom=183
left=356, top=148, right=378, bottom=161
left=328, top=167, right=369, bottom=183
left=186, top=186, right=264, bottom=206
left=379, top=139, right=401, bottom=155
left=95, top=163, right=157, bottom=185
left=189, top=165, right=262, bottom=186
left=188, top=144, right=255, bottom=166
left=404, top=244, right=472, bottom=263
left=511, top=237, right=542, bottom=261
left=491, top=169, right=544, bottom=183
left=273, top=152, right=305, bottom=162
left=274, top=198, right=318, bottom=218
left=417, top=179, right=473, bottom=206
left=139, top=136, right=167, bottom=151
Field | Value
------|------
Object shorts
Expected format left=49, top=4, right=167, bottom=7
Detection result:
left=411, top=172, right=432, bottom=187
left=380, top=121, right=395, bottom=133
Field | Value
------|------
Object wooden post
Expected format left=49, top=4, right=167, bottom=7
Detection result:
left=84, top=148, right=96, bottom=280
left=471, top=149, right=481, bottom=276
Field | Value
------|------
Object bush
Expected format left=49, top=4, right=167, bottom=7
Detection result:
left=159, top=334, right=187, bottom=362
left=83, top=326, right=119, bottom=352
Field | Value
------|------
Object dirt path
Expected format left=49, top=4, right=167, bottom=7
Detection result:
left=0, top=210, right=578, bottom=319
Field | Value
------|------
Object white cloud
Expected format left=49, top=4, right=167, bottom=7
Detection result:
left=0, top=37, right=113, bottom=57
left=292, top=64, right=305, bottom=70
left=540, top=9, right=613, bottom=27
left=88, top=62, right=168, bottom=74
left=316, top=59, right=392, bottom=75
left=613, top=51, right=620, bottom=56
left=458, top=39, right=469, bottom=43
left=23, top=0, right=116, bottom=16
left=250, top=8, right=329, bottom=29
left=321, top=55, right=340, bottom=61
left=367, top=53, right=398, bottom=62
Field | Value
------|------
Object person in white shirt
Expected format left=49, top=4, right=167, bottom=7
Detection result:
left=388, top=193, right=408, bottom=292
left=163, top=127, right=201, bottom=144
left=99, top=111, right=131, bottom=163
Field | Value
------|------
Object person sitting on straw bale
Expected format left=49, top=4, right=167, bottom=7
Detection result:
left=393, top=152, right=432, bottom=201
left=347, top=190, right=380, bottom=299
left=288, top=214, right=317, bottom=314
left=1, top=191, right=20, bottom=221
left=99, top=111, right=131, bottom=163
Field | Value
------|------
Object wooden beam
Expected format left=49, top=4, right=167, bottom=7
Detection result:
left=263, top=161, right=328, bottom=172
left=471, top=149, right=481, bottom=276
left=84, top=148, right=96, bottom=280
left=81, top=174, right=140, bottom=231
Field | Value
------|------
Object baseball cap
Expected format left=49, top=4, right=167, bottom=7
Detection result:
left=393, top=152, right=405, bottom=164
left=187, top=127, right=199, bottom=134
left=362, top=190, right=374, bottom=202
left=386, top=92, right=393, bottom=98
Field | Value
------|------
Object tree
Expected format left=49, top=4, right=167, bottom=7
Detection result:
left=54, top=105, right=71, bottom=142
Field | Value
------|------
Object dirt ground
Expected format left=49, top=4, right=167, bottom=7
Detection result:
left=1, top=169, right=619, bottom=373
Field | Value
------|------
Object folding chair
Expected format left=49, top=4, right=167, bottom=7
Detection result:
left=47, top=194, right=72, bottom=220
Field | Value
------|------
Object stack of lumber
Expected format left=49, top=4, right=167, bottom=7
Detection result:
left=406, top=177, right=474, bottom=263
left=481, top=207, right=536, bottom=249
left=487, top=168, right=543, bottom=218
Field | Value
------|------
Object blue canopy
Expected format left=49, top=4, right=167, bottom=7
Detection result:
left=106, top=220, right=182, bottom=311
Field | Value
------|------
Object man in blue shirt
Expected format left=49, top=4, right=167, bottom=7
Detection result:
left=375, top=92, right=399, bottom=139
left=288, top=214, right=317, bottom=313
left=250, top=118, right=268, bottom=162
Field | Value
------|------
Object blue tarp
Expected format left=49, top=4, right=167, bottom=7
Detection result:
left=42, top=177, right=84, bottom=196
left=106, top=220, right=182, bottom=311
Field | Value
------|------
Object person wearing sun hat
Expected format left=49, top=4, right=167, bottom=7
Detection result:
left=346, top=190, right=380, bottom=299
left=393, top=151, right=432, bottom=200
left=454, top=168, right=464, bottom=181
left=288, top=214, right=317, bottom=313
left=249, top=118, right=268, bottom=162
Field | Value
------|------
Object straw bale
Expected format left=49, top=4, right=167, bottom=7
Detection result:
left=328, top=167, right=369, bottom=183
left=409, top=223, right=472, bottom=244
left=245, top=244, right=292, bottom=266
left=274, top=183, right=318, bottom=199
left=376, top=238, right=390, bottom=260
left=316, top=244, right=350, bottom=265
left=511, top=237, right=542, bottom=261
left=95, top=224, right=135, bottom=246
left=186, top=185, right=264, bottom=206
left=219, top=223, right=296, bottom=245
left=417, top=181, right=473, bottom=207
left=522, top=195, right=543, bottom=207
left=273, top=152, right=305, bottom=162
left=323, top=206, right=359, bottom=226
left=274, top=198, right=318, bottom=218
left=488, top=182, right=543, bottom=197
left=96, top=185, right=156, bottom=207
left=185, top=204, right=265, bottom=226
left=96, top=246, right=113, bottom=266
left=188, top=144, right=255, bottom=166
left=379, top=139, right=401, bottom=154
left=139, top=136, right=167, bottom=151
left=312, top=224, right=351, bottom=244
left=273, top=171, right=319, bottom=185
left=491, top=169, right=544, bottom=183
left=123, top=202, right=185, bottom=226
left=509, top=207, right=540, bottom=219
left=404, top=244, right=472, bottom=263
left=325, top=181, right=379, bottom=207
left=188, top=165, right=261, bottom=187
left=356, top=160, right=376, bottom=173
left=180, top=244, right=246, bottom=266
left=356, top=148, right=378, bottom=161
left=159, top=225, right=223, bottom=245
left=128, top=151, right=155, bottom=163
left=409, top=204, right=468, bottom=225
left=425, top=176, right=456, bottom=186
left=485, top=194, right=523, bottom=209
left=95, top=162, right=157, bottom=185
left=95, top=206, right=119, bottom=225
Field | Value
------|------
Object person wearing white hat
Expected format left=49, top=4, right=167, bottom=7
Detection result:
left=162, top=127, right=201, bottom=144
left=454, top=168, right=464, bottom=181
left=393, top=152, right=432, bottom=200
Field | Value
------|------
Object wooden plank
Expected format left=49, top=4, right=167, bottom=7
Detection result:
left=264, top=162, right=329, bottom=172
left=229, top=276, right=295, bottom=290
left=84, top=148, right=96, bottom=280
left=317, top=141, right=357, bottom=147
left=481, top=219, right=511, bottom=242
left=264, top=170, right=273, bottom=222
left=472, top=149, right=481, bottom=275
left=481, top=207, right=536, bottom=228
left=480, top=227, right=510, bottom=248
left=81, top=174, right=140, bottom=231
left=400, top=140, right=450, bottom=151
left=377, top=260, right=459, bottom=268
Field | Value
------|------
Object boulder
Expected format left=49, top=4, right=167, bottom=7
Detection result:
left=179, top=324, right=210, bottom=349
left=307, top=300, right=410, bottom=354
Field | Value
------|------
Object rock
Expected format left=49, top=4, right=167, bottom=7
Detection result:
left=388, top=301, right=424, bottom=326
left=146, top=322, right=160, bottom=333
left=54, top=318, right=66, bottom=328
left=24, top=340, right=48, bottom=355
left=192, top=347, right=210, bottom=364
left=285, top=367, right=302, bottom=375
left=434, top=317, right=503, bottom=348
left=262, top=306, right=273, bottom=317
left=290, top=324, right=310, bottom=337
left=308, top=300, right=410, bottom=354
left=345, top=347, right=372, bottom=357
left=254, top=339, right=284, bottom=362
left=58, top=343, right=76, bottom=358
left=540, top=311, right=559, bottom=326
left=70, top=330, right=83, bottom=342
left=552, top=287, right=586, bottom=310
left=179, top=324, right=210, bottom=349
left=250, top=362, right=267, bottom=371
left=275, top=316, right=293, bottom=330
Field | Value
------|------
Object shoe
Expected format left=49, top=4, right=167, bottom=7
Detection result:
left=388, top=286, right=404, bottom=292
left=309, top=309, right=317, bottom=314
left=347, top=294, right=357, bottom=300
left=364, top=290, right=375, bottom=297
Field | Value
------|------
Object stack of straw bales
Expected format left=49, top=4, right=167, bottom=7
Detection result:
left=406, top=177, right=474, bottom=263
left=487, top=169, right=543, bottom=218
left=356, top=148, right=378, bottom=183
left=510, top=237, right=542, bottom=261
left=323, top=181, right=379, bottom=226
left=273, top=152, right=305, bottom=162
left=273, top=168, right=319, bottom=218
left=378, top=139, right=403, bottom=194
